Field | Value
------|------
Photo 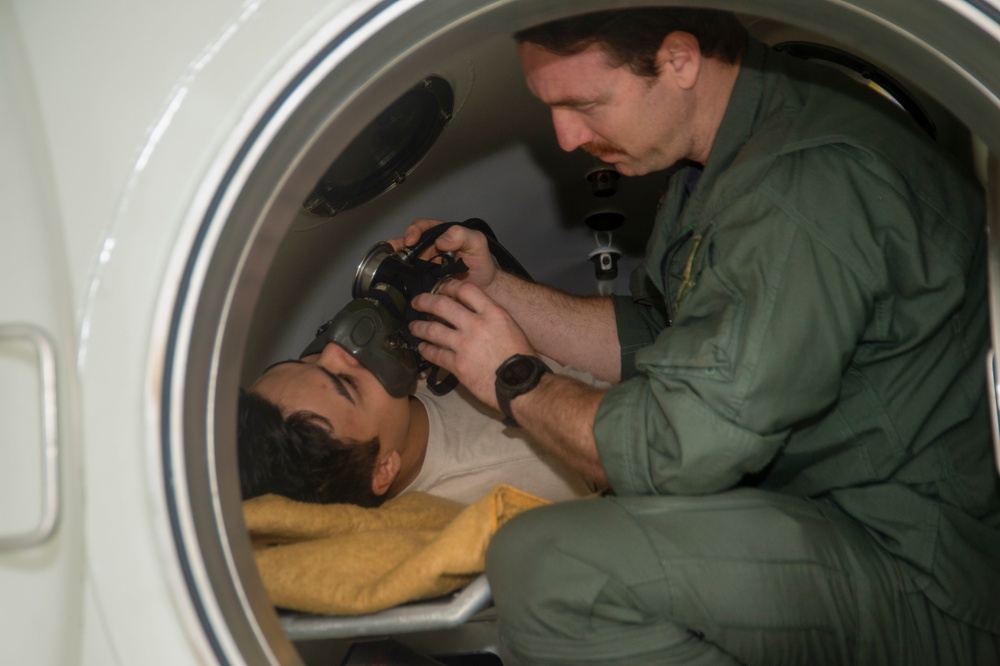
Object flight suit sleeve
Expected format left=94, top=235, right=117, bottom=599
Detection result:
left=595, top=152, right=883, bottom=496
left=612, top=293, right=667, bottom=381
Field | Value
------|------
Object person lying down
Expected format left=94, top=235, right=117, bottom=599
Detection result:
left=238, top=340, right=602, bottom=506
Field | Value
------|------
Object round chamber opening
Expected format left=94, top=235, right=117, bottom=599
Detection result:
left=165, top=1, right=1000, bottom=664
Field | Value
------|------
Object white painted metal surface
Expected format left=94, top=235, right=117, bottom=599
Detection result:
left=0, top=5, right=82, bottom=663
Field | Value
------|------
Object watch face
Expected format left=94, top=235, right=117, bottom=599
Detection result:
left=499, top=355, right=546, bottom=389
left=496, top=355, right=550, bottom=426
left=503, top=357, right=536, bottom=385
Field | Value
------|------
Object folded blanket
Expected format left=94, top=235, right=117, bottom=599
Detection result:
left=243, top=484, right=548, bottom=616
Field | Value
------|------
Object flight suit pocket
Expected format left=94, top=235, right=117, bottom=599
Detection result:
left=649, top=232, right=745, bottom=382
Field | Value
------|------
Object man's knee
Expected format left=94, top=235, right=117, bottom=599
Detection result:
left=487, top=499, right=613, bottom=623
left=484, top=498, right=744, bottom=664
left=486, top=500, right=580, bottom=603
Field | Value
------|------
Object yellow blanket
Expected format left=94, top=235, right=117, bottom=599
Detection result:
left=243, top=484, right=548, bottom=616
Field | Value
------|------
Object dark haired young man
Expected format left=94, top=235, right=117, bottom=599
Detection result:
left=238, top=341, right=595, bottom=507
left=400, top=7, right=1000, bottom=666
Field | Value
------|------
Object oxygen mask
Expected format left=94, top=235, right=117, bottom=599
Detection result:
left=300, top=218, right=530, bottom=397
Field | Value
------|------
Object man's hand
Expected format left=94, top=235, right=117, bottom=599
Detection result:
left=412, top=268, right=611, bottom=489
left=409, top=279, right=533, bottom=410
left=392, top=218, right=499, bottom=291
left=394, top=217, right=623, bottom=383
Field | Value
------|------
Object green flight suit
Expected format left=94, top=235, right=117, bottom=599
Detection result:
left=487, top=38, right=1000, bottom=665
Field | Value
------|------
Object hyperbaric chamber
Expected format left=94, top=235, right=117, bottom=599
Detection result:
left=143, top=2, right=1000, bottom=665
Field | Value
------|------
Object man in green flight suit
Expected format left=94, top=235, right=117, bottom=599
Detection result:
left=402, top=7, right=1000, bottom=665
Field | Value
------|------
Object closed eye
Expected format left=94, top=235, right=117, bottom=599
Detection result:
left=317, top=368, right=356, bottom=405
left=551, top=93, right=607, bottom=115
left=337, top=372, right=358, bottom=395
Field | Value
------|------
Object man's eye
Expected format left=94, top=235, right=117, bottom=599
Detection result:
left=338, top=373, right=357, bottom=389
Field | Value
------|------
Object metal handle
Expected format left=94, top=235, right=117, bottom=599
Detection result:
left=0, top=324, right=60, bottom=551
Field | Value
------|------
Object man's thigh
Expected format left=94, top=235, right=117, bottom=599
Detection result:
left=486, top=489, right=896, bottom=665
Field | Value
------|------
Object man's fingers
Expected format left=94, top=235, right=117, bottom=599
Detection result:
left=412, top=290, right=466, bottom=323
left=409, top=288, right=498, bottom=354
left=432, top=279, right=490, bottom=312
left=415, top=340, right=455, bottom=368
left=410, top=315, right=462, bottom=349
left=403, top=218, right=446, bottom=246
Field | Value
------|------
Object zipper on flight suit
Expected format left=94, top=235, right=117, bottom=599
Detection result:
left=661, top=225, right=696, bottom=326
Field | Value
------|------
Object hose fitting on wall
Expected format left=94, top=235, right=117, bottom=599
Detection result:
left=585, top=210, right=624, bottom=294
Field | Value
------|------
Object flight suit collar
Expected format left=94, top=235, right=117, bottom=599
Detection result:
left=686, top=37, right=769, bottom=219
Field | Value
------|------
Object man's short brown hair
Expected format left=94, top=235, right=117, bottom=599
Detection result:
left=514, top=8, right=747, bottom=77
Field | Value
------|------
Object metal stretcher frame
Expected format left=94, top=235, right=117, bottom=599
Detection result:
left=279, top=574, right=492, bottom=641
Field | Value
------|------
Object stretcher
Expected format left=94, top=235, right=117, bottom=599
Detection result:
left=280, top=574, right=492, bottom=641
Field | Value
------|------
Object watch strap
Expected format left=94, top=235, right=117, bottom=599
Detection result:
left=495, top=354, right=551, bottom=428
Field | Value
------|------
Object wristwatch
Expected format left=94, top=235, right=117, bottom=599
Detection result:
left=495, top=354, right=552, bottom=428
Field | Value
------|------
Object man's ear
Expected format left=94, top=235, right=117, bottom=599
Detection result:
left=371, top=450, right=401, bottom=496
left=657, top=31, right=701, bottom=90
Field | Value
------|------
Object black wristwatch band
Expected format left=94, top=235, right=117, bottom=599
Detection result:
left=495, top=354, right=552, bottom=427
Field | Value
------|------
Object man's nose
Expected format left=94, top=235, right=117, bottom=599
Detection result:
left=551, top=108, right=591, bottom=152
left=318, top=341, right=362, bottom=369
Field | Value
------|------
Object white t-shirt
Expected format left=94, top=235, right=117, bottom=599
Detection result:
left=401, top=379, right=597, bottom=505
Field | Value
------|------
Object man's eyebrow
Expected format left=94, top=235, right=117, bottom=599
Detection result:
left=549, top=96, right=594, bottom=108
left=261, top=358, right=302, bottom=374
left=262, top=359, right=355, bottom=405
left=547, top=91, right=608, bottom=109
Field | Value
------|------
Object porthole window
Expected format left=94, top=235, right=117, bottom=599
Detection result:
left=302, top=75, right=454, bottom=217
